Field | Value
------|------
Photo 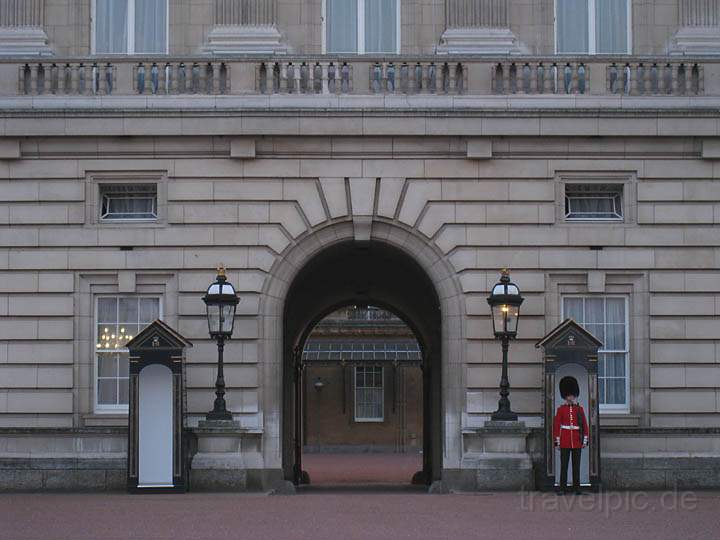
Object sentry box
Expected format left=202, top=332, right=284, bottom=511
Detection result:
left=536, top=319, right=602, bottom=492
left=126, top=320, right=192, bottom=493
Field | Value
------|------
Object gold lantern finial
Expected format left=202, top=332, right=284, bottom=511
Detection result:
left=501, top=267, right=510, bottom=277
left=217, top=263, right=227, bottom=278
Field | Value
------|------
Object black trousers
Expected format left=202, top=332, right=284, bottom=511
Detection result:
left=559, top=448, right=582, bottom=490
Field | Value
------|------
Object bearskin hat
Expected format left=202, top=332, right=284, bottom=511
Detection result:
left=559, top=376, right=580, bottom=399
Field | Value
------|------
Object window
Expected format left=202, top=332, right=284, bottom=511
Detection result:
left=562, top=296, right=629, bottom=411
left=100, top=184, right=158, bottom=221
left=565, top=183, right=623, bottom=221
left=93, top=0, right=168, bottom=54
left=95, top=296, right=160, bottom=410
left=325, top=0, right=400, bottom=54
left=354, top=366, right=384, bottom=421
left=556, top=0, right=631, bottom=54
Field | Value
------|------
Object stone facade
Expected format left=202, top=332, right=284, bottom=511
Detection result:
left=0, top=0, right=720, bottom=492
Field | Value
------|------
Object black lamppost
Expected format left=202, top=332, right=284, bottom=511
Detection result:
left=203, top=265, right=239, bottom=421
left=487, top=269, right=524, bottom=422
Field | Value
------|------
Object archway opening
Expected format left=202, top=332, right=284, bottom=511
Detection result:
left=282, top=240, right=442, bottom=488
left=301, top=305, right=423, bottom=486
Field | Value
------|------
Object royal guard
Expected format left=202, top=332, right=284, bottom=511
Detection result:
left=553, top=376, right=589, bottom=494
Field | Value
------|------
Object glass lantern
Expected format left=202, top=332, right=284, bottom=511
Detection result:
left=487, top=269, right=524, bottom=338
left=203, top=267, right=239, bottom=339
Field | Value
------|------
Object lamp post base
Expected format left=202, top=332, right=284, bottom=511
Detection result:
left=205, top=410, right=233, bottom=422
left=490, top=410, right=519, bottom=422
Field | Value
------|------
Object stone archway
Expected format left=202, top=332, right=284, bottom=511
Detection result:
left=258, top=220, right=465, bottom=491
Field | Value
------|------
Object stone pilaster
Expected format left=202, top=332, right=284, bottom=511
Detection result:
left=0, top=0, right=53, bottom=56
left=438, top=0, right=527, bottom=55
left=670, top=0, right=720, bottom=55
left=203, top=0, right=288, bottom=55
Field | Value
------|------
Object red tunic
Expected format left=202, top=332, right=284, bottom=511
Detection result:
left=553, top=403, right=589, bottom=449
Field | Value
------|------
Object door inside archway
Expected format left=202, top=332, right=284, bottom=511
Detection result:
left=282, top=240, right=442, bottom=487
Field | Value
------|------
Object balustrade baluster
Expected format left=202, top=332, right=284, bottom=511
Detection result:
left=329, top=63, right=338, bottom=94
left=321, top=63, right=329, bottom=95
left=212, top=63, right=221, bottom=95
left=29, top=64, right=38, bottom=95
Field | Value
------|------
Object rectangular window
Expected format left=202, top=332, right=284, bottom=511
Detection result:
left=95, top=296, right=160, bottom=410
left=94, top=0, right=168, bottom=54
left=562, top=296, right=629, bottom=411
left=100, top=184, right=158, bottom=221
left=556, top=0, right=630, bottom=54
left=325, top=0, right=399, bottom=54
left=354, top=366, right=384, bottom=421
left=565, top=183, right=623, bottom=221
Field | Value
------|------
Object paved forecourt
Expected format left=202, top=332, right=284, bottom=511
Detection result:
left=0, top=491, right=718, bottom=540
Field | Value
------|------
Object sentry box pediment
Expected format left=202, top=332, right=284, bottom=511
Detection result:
left=536, top=318, right=602, bottom=370
left=536, top=319, right=602, bottom=492
left=126, top=320, right=192, bottom=493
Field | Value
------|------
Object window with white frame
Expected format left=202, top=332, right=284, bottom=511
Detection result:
left=95, top=296, right=160, bottom=410
left=354, top=366, right=384, bottom=421
left=93, top=0, right=168, bottom=54
left=565, top=183, right=623, bottom=221
left=325, top=0, right=400, bottom=54
left=100, top=184, right=158, bottom=221
left=562, top=296, right=629, bottom=411
left=556, top=0, right=631, bottom=54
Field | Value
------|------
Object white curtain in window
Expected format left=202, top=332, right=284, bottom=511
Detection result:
left=604, top=297, right=626, bottom=350
left=96, top=0, right=128, bottom=53
left=365, top=0, right=397, bottom=53
left=596, top=0, right=627, bottom=53
left=556, top=0, right=588, bottom=53
left=135, top=0, right=167, bottom=53
left=327, top=0, right=358, bottom=53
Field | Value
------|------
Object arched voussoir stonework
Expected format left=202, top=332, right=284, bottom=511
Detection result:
left=256, top=217, right=466, bottom=487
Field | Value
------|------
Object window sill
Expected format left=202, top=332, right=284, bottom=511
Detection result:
left=599, top=413, right=639, bottom=427
left=83, top=413, right=128, bottom=427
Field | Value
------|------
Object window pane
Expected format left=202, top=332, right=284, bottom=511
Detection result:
left=606, top=297, right=625, bottom=324
left=119, top=297, right=139, bottom=323
left=98, top=354, right=117, bottom=378
left=365, top=0, right=397, bottom=53
left=606, top=378, right=626, bottom=404
left=564, top=297, right=583, bottom=323
left=98, top=379, right=118, bottom=405
left=118, top=378, right=129, bottom=405
left=100, top=184, right=158, bottom=220
left=118, top=354, right=129, bottom=376
left=327, top=0, right=358, bottom=52
left=565, top=184, right=623, bottom=220
left=96, top=0, right=128, bottom=53
left=557, top=0, right=589, bottom=53
left=602, top=353, right=623, bottom=376
left=605, top=324, right=625, bottom=350
left=584, top=298, right=605, bottom=343
left=135, top=0, right=167, bottom=53
left=596, top=0, right=628, bottom=53
left=97, top=297, right=117, bottom=323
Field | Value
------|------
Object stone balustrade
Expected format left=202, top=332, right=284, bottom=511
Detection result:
left=5, top=56, right=719, bottom=97
left=607, top=61, right=703, bottom=96
left=19, top=61, right=115, bottom=95
left=134, top=61, right=229, bottom=95
left=493, top=61, right=589, bottom=95
left=258, top=61, right=352, bottom=94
